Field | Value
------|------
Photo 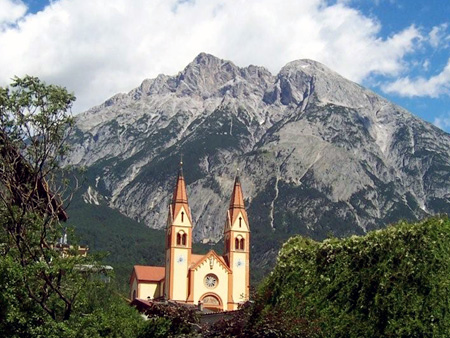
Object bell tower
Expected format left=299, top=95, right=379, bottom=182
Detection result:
left=224, top=171, right=250, bottom=309
left=164, top=161, right=193, bottom=301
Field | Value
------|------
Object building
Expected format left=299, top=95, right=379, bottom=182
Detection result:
left=130, top=163, right=250, bottom=311
left=53, top=229, right=89, bottom=257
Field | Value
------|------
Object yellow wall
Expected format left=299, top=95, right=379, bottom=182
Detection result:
left=230, top=211, right=249, bottom=231
left=231, top=251, right=248, bottom=303
left=130, top=278, right=138, bottom=299
left=172, top=205, right=191, bottom=226
left=227, top=210, right=250, bottom=307
left=139, top=281, right=161, bottom=300
left=171, top=247, right=189, bottom=301
left=191, top=255, right=229, bottom=311
left=165, top=205, right=192, bottom=301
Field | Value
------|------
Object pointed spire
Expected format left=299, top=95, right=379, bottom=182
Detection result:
left=173, top=159, right=188, bottom=204
left=227, top=169, right=249, bottom=229
left=229, top=168, right=245, bottom=210
left=171, top=159, right=191, bottom=222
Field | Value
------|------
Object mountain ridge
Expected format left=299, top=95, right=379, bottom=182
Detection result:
left=66, top=53, right=450, bottom=271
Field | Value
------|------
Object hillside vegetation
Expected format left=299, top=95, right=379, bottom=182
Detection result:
left=260, top=216, right=450, bottom=337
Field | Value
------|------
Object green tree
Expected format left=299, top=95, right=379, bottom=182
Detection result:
left=0, top=76, right=144, bottom=337
left=263, top=216, right=450, bottom=338
left=138, top=301, right=200, bottom=337
left=0, top=75, right=81, bottom=322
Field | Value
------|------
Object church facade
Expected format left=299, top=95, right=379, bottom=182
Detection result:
left=129, top=165, right=250, bottom=311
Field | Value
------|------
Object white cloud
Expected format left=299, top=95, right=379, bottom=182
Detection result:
left=0, top=0, right=26, bottom=27
left=433, top=114, right=450, bottom=132
left=382, top=58, right=450, bottom=97
left=0, top=0, right=424, bottom=113
left=429, top=23, right=449, bottom=48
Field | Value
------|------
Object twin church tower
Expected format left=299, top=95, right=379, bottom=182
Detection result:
left=130, top=163, right=250, bottom=311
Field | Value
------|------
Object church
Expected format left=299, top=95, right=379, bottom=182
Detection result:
left=129, top=163, right=250, bottom=311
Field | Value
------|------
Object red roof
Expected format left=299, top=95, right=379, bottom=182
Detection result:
left=190, top=254, right=204, bottom=266
left=228, top=175, right=249, bottom=226
left=229, top=175, right=245, bottom=209
left=171, top=165, right=192, bottom=222
left=133, top=265, right=165, bottom=282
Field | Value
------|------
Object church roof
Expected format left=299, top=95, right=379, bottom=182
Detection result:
left=133, top=265, right=165, bottom=282
left=229, top=174, right=245, bottom=209
left=173, top=165, right=188, bottom=204
left=190, top=254, right=204, bottom=266
left=170, top=163, right=192, bottom=222
left=228, top=174, right=249, bottom=227
left=190, top=250, right=232, bottom=273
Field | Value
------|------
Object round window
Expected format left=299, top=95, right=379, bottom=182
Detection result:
left=204, top=274, right=218, bottom=289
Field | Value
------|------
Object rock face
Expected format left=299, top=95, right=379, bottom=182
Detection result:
left=68, top=53, right=450, bottom=253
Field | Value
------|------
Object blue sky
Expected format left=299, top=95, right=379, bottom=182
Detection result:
left=344, top=0, right=450, bottom=132
left=1, top=0, right=449, bottom=132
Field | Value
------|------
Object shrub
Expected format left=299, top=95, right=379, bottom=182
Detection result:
left=263, top=216, right=450, bottom=338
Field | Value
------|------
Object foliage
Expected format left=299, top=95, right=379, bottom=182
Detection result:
left=203, top=291, right=321, bottom=338
left=0, top=76, right=145, bottom=337
left=65, top=282, right=145, bottom=338
left=0, top=75, right=82, bottom=322
left=0, top=75, right=75, bottom=175
left=262, top=216, right=450, bottom=337
left=139, top=302, right=200, bottom=337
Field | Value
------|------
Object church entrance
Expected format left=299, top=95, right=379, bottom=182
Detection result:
left=200, top=293, right=223, bottom=312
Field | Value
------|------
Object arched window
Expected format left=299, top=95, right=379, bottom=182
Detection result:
left=181, top=211, right=184, bottom=222
left=235, top=236, right=244, bottom=250
left=177, top=231, right=187, bottom=246
left=239, top=217, right=242, bottom=228
left=202, top=295, right=220, bottom=305
left=200, top=293, right=223, bottom=311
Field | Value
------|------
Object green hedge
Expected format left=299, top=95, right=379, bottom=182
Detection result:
left=262, top=216, right=450, bottom=338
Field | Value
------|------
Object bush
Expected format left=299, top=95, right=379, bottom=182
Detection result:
left=203, top=291, right=320, bottom=338
left=139, top=302, right=200, bottom=337
left=263, top=216, right=450, bottom=338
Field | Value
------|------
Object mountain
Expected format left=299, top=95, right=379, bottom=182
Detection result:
left=66, top=53, right=450, bottom=273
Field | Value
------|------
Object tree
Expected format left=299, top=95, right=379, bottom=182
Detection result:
left=202, top=290, right=320, bottom=338
left=0, top=76, right=110, bottom=336
left=0, top=76, right=74, bottom=218
left=139, top=301, right=200, bottom=337
left=0, top=75, right=81, bottom=320
left=263, top=216, right=450, bottom=338
left=0, top=76, right=155, bottom=337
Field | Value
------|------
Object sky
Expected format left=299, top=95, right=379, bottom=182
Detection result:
left=0, top=0, right=449, bottom=133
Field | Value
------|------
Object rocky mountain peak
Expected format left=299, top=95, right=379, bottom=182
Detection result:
left=176, top=53, right=241, bottom=97
left=276, top=58, right=374, bottom=109
left=191, top=52, right=227, bottom=68
left=68, top=54, right=450, bottom=259
left=281, top=58, right=335, bottom=76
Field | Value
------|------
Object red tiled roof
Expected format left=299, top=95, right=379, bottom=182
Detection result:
left=229, top=175, right=245, bottom=209
left=133, top=265, right=165, bottom=282
left=190, top=254, right=204, bottom=266
left=171, top=166, right=192, bottom=222
left=228, top=175, right=249, bottom=226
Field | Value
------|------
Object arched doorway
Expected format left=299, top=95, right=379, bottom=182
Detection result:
left=200, top=293, right=223, bottom=312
